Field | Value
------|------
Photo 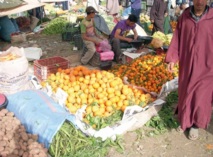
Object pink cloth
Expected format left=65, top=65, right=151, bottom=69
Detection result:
left=165, top=7, right=213, bottom=130
left=100, top=51, right=114, bottom=61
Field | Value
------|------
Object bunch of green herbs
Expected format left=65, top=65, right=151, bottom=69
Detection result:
left=145, top=91, right=179, bottom=135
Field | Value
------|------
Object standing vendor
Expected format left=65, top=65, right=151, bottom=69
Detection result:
left=165, top=0, right=213, bottom=140
left=80, top=6, right=104, bottom=65
left=150, top=0, right=168, bottom=33
left=110, top=14, right=138, bottom=63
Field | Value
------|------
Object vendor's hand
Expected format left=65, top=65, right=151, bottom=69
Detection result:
left=134, top=36, right=138, bottom=40
left=167, top=62, right=175, bottom=73
left=151, top=20, right=154, bottom=23
left=98, top=36, right=103, bottom=40
left=126, top=38, right=133, bottom=43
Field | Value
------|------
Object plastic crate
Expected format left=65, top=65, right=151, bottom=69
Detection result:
left=34, top=56, right=69, bottom=81
left=73, top=34, right=84, bottom=50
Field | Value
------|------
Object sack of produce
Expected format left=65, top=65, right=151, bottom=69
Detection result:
left=150, top=38, right=163, bottom=49
left=0, top=47, right=29, bottom=94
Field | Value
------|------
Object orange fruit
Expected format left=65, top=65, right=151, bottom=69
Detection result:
left=69, top=105, right=77, bottom=113
left=106, top=106, right=113, bottom=112
left=93, top=82, right=100, bottom=89
left=86, top=106, right=92, bottom=114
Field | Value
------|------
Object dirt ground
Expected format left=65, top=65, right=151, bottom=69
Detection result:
left=0, top=33, right=213, bottom=157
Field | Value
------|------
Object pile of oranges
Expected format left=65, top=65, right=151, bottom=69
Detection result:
left=110, top=53, right=178, bottom=93
left=42, top=66, right=153, bottom=118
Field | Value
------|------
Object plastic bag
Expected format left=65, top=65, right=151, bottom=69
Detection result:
left=6, top=90, right=76, bottom=148
left=96, top=39, right=112, bottom=52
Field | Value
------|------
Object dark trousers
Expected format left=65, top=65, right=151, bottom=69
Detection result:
left=110, top=35, right=142, bottom=62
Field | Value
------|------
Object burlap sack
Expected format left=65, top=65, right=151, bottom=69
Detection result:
left=150, top=38, right=163, bottom=49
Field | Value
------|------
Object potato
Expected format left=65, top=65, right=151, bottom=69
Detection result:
left=0, top=131, right=4, bottom=136
left=7, top=154, right=17, bottom=157
left=31, top=134, right=38, bottom=141
left=19, top=125, right=26, bottom=132
left=1, top=109, right=8, bottom=114
left=30, top=148, right=40, bottom=155
left=18, top=149, right=24, bottom=156
left=22, top=152, right=29, bottom=157
left=38, top=151, right=47, bottom=157
left=3, top=136, right=9, bottom=141
left=0, top=111, right=6, bottom=117
left=21, top=132, right=28, bottom=141
left=0, top=140, right=7, bottom=147
left=27, top=138, right=34, bottom=145
left=13, top=119, right=21, bottom=125
left=0, top=146, right=4, bottom=152
left=13, top=149, right=19, bottom=155
left=9, top=141, right=16, bottom=149
left=20, top=145, right=27, bottom=151
left=6, top=112, right=14, bottom=117
left=5, top=125, right=13, bottom=131
left=1, top=150, right=9, bottom=156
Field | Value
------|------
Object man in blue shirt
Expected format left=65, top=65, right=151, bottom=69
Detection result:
left=131, top=0, right=142, bottom=27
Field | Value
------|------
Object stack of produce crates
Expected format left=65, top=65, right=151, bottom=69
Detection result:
left=34, top=56, right=69, bottom=81
left=61, top=23, right=81, bottom=41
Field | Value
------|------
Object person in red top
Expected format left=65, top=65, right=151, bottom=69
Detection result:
left=165, top=0, right=213, bottom=140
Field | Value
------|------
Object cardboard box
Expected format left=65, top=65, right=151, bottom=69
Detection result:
left=121, top=48, right=151, bottom=64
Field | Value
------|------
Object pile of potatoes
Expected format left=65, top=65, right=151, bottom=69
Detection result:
left=0, top=109, right=48, bottom=157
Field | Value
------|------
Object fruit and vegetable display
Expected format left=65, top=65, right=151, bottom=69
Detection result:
left=42, top=17, right=68, bottom=35
left=41, top=66, right=154, bottom=130
left=110, top=53, right=178, bottom=93
left=151, top=31, right=173, bottom=47
left=0, top=109, right=48, bottom=157
left=49, top=121, right=123, bottom=157
left=140, top=13, right=151, bottom=23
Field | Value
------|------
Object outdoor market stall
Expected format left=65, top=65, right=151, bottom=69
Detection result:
left=0, top=2, right=180, bottom=157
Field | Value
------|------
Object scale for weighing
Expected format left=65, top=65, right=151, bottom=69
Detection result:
left=0, top=94, right=8, bottom=110
left=130, top=36, right=153, bottom=53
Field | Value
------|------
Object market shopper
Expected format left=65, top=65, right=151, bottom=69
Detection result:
left=165, top=0, right=213, bottom=140
left=150, top=0, right=168, bottom=34
left=110, top=14, right=138, bottom=62
left=80, top=6, right=104, bottom=65
left=131, top=0, right=143, bottom=27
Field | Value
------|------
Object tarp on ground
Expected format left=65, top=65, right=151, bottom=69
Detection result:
left=0, top=0, right=46, bottom=17
left=6, top=90, right=76, bottom=148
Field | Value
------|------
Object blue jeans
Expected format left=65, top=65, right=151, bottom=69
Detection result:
left=131, top=8, right=143, bottom=28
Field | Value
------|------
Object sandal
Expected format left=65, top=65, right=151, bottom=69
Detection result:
left=176, top=126, right=184, bottom=133
left=188, top=127, right=199, bottom=140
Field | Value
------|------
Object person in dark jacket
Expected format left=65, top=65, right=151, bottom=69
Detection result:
left=150, top=0, right=168, bottom=34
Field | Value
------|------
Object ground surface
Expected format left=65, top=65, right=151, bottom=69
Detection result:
left=1, top=33, right=213, bottom=157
